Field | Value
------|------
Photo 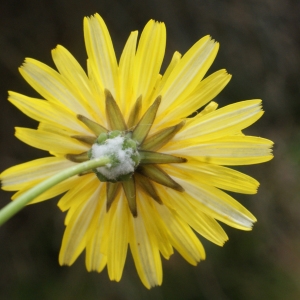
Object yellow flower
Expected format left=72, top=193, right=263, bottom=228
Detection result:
left=0, top=13, right=273, bottom=288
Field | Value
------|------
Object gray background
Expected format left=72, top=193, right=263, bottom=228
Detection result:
left=0, top=0, right=299, bottom=299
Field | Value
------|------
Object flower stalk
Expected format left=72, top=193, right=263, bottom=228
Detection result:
left=0, top=157, right=111, bottom=226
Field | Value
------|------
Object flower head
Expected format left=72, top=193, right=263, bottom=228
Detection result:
left=0, top=14, right=273, bottom=288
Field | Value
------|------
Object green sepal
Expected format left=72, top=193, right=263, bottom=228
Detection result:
left=139, top=151, right=187, bottom=164
left=137, top=164, right=184, bottom=192
left=135, top=173, right=162, bottom=204
left=65, top=152, right=89, bottom=162
left=105, top=89, right=127, bottom=131
left=127, top=95, right=142, bottom=128
left=96, top=132, right=108, bottom=144
left=106, top=182, right=121, bottom=211
left=77, top=114, right=107, bottom=135
left=122, top=177, right=137, bottom=217
left=141, top=120, right=185, bottom=151
left=132, top=96, right=161, bottom=144
left=72, top=135, right=96, bottom=145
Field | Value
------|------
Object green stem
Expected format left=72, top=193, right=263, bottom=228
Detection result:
left=0, top=157, right=111, bottom=226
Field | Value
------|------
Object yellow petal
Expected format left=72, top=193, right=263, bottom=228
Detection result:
left=9, top=92, right=91, bottom=135
left=59, top=182, right=101, bottom=265
left=165, top=136, right=273, bottom=166
left=86, top=58, right=107, bottom=127
left=19, top=58, right=93, bottom=118
left=158, top=51, right=182, bottom=93
left=86, top=247, right=107, bottom=274
left=137, top=189, right=173, bottom=259
left=132, top=20, right=166, bottom=109
left=85, top=182, right=108, bottom=272
left=129, top=202, right=162, bottom=289
left=159, top=69, right=231, bottom=124
left=106, top=193, right=129, bottom=282
left=57, top=174, right=96, bottom=212
left=155, top=36, right=219, bottom=128
left=11, top=176, right=79, bottom=204
left=84, top=14, right=119, bottom=100
left=174, top=176, right=257, bottom=230
left=86, top=250, right=107, bottom=273
left=119, top=31, right=138, bottom=116
left=63, top=177, right=103, bottom=229
left=0, top=157, right=76, bottom=191
left=51, top=45, right=105, bottom=123
left=164, top=162, right=259, bottom=194
left=154, top=202, right=205, bottom=265
left=37, top=123, right=80, bottom=140
left=174, top=100, right=264, bottom=143
left=15, top=128, right=88, bottom=154
left=158, top=185, right=228, bottom=246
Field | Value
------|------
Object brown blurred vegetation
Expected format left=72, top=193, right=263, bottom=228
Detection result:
left=0, top=0, right=300, bottom=299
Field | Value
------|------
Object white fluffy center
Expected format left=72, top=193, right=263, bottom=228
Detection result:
left=91, top=136, right=135, bottom=180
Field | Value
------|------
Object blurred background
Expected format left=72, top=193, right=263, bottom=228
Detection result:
left=0, top=0, right=299, bottom=299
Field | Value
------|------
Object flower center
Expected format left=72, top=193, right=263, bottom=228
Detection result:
left=66, top=92, right=187, bottom=216
left=88, top=130, right=140, bottom=182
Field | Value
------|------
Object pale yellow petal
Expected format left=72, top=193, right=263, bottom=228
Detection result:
left=11, top=176, right=80, bottom=204
left=129, top=203, right=162, bottom=289
left=86, top=250, right=107, bottom=273
left=160, top=69, right=231, bottom=124
left=106, top=193, right=129, bottom=282
left=59, top=182, right=101, bottom=265
left=158, top=185, right=228, bottom=246
left=58, top=174, right=96, bottom=212
left=174, top=100, right=264, bottom=143
left=15, top=127, right=88, bottom=154
left=51, top=45, right=105, bottom=123
left=165, top=136, right=273, bottom=165
left=158, top=51, right=182, bottom=93
left=119, top=31, right=138, bottom=116
left=19, top=58, right=93, bottom=118
left=86, top=252, right=107, bottom=275
left=132, top=20, right=166, bottom=109
left=155, top=36, right=219, bottom=128
left=137, top=189, right=173, bottom=259
left=0, top=157, right=76, bottom=191
left=164, top=162, right=259, bottom=194
left=85, top=182, right=108, bottom=272
left=37, top=122, right=81, bottom=138
left=197, top=101, right=219, bottom=117
left=63, top=176, right=101, bottom=226
left=84, top=13, right=119, bottom=100
left=86, top=58, right=107, bottom=127
left=154, top=202, right=205, bottom=265
left=174, top=176, right=257, bottom=230
left=9, top=92, right=91, bottom=135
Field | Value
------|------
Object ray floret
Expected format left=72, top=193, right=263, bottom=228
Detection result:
left=0, top=13, right=273, bottom=289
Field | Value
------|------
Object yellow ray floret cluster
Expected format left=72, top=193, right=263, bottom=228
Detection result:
left=0, top=13, right=273, bottom=288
